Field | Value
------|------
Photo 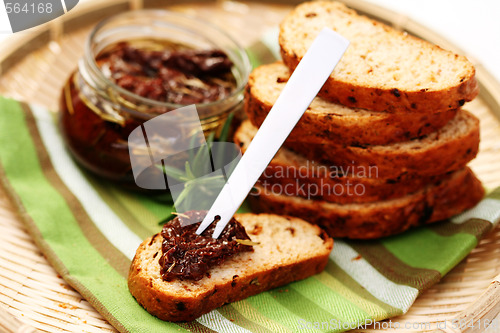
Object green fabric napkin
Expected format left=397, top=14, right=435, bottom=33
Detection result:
left=1, top=40, right=499, bottom=332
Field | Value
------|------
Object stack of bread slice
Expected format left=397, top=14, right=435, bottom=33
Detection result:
left=237, top=1, right=484, bottom=239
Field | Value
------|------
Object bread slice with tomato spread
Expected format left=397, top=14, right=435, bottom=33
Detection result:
left=128, top=213, right=333, bottom=322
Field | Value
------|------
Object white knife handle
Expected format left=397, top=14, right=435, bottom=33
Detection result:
left=197, top=28, right=349, bottom=238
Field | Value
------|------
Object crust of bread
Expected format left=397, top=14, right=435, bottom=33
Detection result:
left=279, top=110, right=480, bottom=178
left=128, top=213, right=333, bottom=322
left=279, top=1, right=479, bottom=113
left=246, top=62, right=458, bottom=146
left=234, top=122, right=452, bottom=204
left=248, top=169, right=484, bottom=239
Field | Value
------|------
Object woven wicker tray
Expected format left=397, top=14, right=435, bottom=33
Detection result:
left=0, top=0, right=499, bottom=332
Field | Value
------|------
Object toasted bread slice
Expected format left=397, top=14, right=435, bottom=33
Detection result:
left=235, top=122, right=451, bottom=204
left=282, top=110, right=479, bottom=178
left=246, top=62, right=457, bottom=146
left=128, top=213, right=333, bottom=322
left=279, top=1, right=478, bottom=113
left=248, top=168, right=484, bottom=239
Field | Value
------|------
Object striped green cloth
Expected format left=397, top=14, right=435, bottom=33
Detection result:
left=1, top=93, right=499, bottom=332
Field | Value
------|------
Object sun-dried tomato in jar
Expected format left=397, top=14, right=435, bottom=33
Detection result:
left=59, top=10, right=250, bottom=188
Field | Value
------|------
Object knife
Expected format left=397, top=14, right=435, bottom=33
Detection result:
left=196, top=27, right=349, bottom=238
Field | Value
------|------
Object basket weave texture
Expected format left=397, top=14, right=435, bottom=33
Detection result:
left=0, top=1, right=499, bottom=332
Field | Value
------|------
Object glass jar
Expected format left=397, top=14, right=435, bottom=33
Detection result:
left=59, top=10, right=251, bottom=188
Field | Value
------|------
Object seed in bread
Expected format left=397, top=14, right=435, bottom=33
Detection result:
left=246, top=62, right=458, bottom=146
left=279, top=1, right=479, bottom=113
left=128, top=213, right=333, bottom=322
left=248, top=168, right=484, bottom=239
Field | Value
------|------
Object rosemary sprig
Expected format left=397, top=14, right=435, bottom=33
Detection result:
left=158, top=113, right=237, bottom=225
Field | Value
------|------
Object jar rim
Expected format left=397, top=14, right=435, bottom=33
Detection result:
left=84, top=9, right=252, bottom=110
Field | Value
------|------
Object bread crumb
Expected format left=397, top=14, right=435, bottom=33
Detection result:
left=58, top=303, right=77, bottom=310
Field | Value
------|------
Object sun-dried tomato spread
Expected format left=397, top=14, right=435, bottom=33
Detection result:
left=97, top=42, right=236, bottom=104
left=60, top=41, right=237, bottom=186
left=159, top=211, right=254, bottom=282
